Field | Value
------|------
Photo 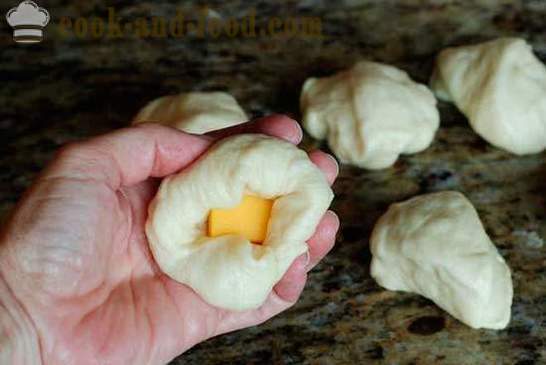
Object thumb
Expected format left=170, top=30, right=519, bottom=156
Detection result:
left=44, top=123, right=212, bottom=190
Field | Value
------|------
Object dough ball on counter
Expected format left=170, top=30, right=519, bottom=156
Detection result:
left=431, top=37, right=546, bottom=155
left=300, top=61, right=439, bottom=169
left=370, top=191, right=513, bottom=330
left=146, top=134, right=333, bottom=310
left=133, top=91, right=248, bottom=134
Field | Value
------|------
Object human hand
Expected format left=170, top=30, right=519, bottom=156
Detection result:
left=0, top=115, right=339, bottom=364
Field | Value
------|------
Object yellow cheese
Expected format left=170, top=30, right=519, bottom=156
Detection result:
left=208, top=195, right=273, bottom=244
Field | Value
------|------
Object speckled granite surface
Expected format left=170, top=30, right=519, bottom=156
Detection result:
left=1, top=0, right=545, bottom=364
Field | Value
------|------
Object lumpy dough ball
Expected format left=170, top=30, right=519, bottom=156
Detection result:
left=431, top=37, right=546, bottom=155
left=133, top=91, right=248, bottom=134
left=370, top=191, right=513, bottom=330
left=145, top=134, right=334, bottom=310
left=300, top=61, right=440, bottom=169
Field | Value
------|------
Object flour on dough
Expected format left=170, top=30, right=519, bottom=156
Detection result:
left=301, top=61, right=439, bottom=169
left=370, top=191, right=513, bottom=329
left=146, top=134, right=333, bottom=310
left=431, top=37, right=546, bottom=154
left=133, top=91, right=247, bottom=134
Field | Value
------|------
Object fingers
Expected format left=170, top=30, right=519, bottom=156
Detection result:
left=45, top=115, right=305, bottom=190
left=272, top=254, right=308, bottom=302
left=305, top=210, right=339, bottom=271
left=272, top=210, right=339, bottom=301
left=45, top=124, right=212, bottom=190
left=256, top=210, right=339, bottom=307
left=206, top=114, right=303, bottom=145
left=265, top=209, right=338, bottom=303
left=214, top=150, right=339, bottom=335
left=309, top=150, right=339, bottom=185
left=209, top=116, right=338, bottom=186
left=214, top=209, right=340, bottom=336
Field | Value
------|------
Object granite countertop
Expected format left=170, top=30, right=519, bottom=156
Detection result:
left=1, top=0, right=545, bottom=364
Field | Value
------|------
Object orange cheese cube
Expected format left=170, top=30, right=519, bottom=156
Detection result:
left=208, top=195, right=273, bottom=244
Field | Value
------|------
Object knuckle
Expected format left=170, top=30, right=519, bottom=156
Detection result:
left=53, top=142, right=91, bottom=166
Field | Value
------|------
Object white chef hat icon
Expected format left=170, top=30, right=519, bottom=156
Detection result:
left=6, top=1, right=50, bottom=43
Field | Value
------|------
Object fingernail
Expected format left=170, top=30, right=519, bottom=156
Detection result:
left=292, top=122, right=303, bottom=142
left=326, top=154, right=339, bottom=176
left=326, top=210, right=340, bottom=227
left=303, top=250, right=311, bottom=267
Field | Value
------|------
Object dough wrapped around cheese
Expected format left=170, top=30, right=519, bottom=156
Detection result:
left=146, top=134, right=334, bottom=310
left=133, top=91, right=247, bottom=134
left=370, top=191, right=513, bottom=329
left=301, top=61, right=439, bottom=169
left=431, top=37, right=546, bottom=154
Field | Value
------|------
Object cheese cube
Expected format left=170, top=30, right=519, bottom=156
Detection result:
left=208, top=195, right=273, bottom=244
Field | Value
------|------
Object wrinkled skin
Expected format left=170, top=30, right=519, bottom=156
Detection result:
left=0, top=115, right=339, bottom=364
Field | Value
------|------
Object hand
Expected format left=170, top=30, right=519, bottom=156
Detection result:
left=0, top=115, right=339, bottom=365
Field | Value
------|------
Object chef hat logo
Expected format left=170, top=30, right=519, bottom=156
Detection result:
left=6, top=1, right=50, bottom=43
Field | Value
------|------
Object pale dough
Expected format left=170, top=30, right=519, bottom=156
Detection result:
left=431, top=37, right=546, bottom=154
left=370, top=191, right=513, bottom=329
left=133, top=91, right=248, bottom=134
left=146, top=134, right=333, bottom=310
left=300, top=61, right=439, bottom=169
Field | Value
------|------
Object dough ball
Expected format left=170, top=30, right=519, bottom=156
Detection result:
left=133, top=91, right=248, bottom=134
left=300, top=61, right=439, bottom=169
left=430, top=37, right=546, bottom=155
left=370, top=191, right=513, bottom=329
left=146, top=134, right=334, bottom=310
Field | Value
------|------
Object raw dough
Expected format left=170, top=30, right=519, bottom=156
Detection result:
left=146, top=134, right=333, bottom=310
left=431, top=37, right=546, bottom=154
left=370, top=191, right=513, bottom=329
left=133, top=91, right=248, bottom=134
left=300, top=61, right=439, bottom=169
